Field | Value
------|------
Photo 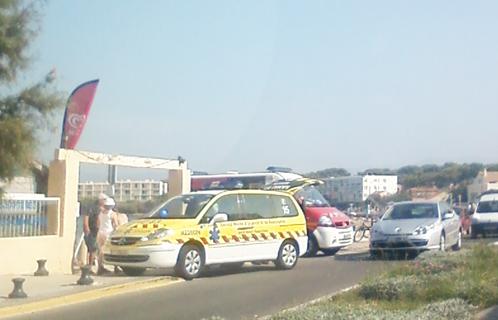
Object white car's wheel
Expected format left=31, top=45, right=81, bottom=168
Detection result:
left=439, top=233, right=446, bottom=252
left=275, top=240, right=298, bottom=270
left=175, top=245, right=203, bottom=280
left=452, top=230, right=462, bottom=251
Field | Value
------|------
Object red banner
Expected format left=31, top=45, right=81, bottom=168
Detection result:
left=60, top=79, right=99, bottom=149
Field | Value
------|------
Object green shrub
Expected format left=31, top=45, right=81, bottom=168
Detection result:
left=359, top=276, right=419, bottom=301
left=271, top=299, right=476, bottom=320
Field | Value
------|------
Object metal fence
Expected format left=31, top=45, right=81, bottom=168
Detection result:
left=0, top=196, right=60, bottom=238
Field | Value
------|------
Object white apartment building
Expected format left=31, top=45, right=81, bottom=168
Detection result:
left=467, top=169, right=498, bottom=202
left=321, top=174, right=398, bottom=203
left=78, top=180, right=168, bottom=201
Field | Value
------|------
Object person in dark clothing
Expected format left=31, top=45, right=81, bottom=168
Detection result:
left=83, top=193, right=107, bottom=269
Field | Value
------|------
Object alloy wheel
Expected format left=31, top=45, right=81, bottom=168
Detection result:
left=185, top=250, right=201, bottom=275
left=282, top=243, right=297, bottom=267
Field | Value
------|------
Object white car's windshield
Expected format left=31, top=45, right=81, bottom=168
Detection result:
left=383, top=203, right=438, bottom=220
left=476, top=200, right=498, bottom=214
left=149, top=194, right=214, bottom=219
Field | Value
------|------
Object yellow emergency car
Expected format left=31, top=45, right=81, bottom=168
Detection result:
left=103, top=189, right=308, bottom=279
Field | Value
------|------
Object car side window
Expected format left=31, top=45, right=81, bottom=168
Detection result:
left=202, top=195, right=242, bottom=222
left=439, top=202, right=450, bottom=217
left=271, top=195, right=298, bottom=218
left=242, top=194, right=272, bottom=219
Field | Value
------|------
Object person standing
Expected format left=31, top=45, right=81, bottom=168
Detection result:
left=97, top=197, right=118, bottom=275
left=82, top=193, right=108, bottom=271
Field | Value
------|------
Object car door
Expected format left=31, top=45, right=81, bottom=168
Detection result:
left=199, top=194, right=244, bottom=264
left=439, top=202, right=459, bottom=245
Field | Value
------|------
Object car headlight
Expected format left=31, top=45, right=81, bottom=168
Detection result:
left=412, top=223, right=435, bottom=235
left=141, top=228, right=174, bottom=242
left=318, top=216, right=334, bottom=227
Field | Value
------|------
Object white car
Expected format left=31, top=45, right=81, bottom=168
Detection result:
left=471, top=192, right=498, bottom=238
left=370, top=201, right=462, bottom=258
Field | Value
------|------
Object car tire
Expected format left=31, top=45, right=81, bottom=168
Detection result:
left=275, top=240, right=299, bottom=270
left=470, top=226, right=478, bottom=239
left=175, top=244, right=203, bottom=280
left=304, top=234, right=318, bottom=257
left=439, top=233, right=446, bottom=252
left=452, top=230, right=462, bottom=251
left=121, top=267, right=146, bottom=276
left=322, top=248, right=340, bottom=256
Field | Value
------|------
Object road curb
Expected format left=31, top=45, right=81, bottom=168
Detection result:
left=0, top=276, right=183, bottom=319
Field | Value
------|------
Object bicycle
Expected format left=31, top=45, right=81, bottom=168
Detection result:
left=353, top=216, right=375, bottom=242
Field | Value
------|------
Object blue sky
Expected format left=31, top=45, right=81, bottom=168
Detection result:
left=32, top=1, right=498, bottom=179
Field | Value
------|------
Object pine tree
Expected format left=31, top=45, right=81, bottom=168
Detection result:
left=0, top=0, right=63, bottom=195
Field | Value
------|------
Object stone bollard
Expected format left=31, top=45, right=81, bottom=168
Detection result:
left=77, top=265, right=94, bottom=285
left=34, top=259, right=49, bottom=276
left=8, top=278, right=28, bottom=298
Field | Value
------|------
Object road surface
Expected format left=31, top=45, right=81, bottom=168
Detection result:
left=10, top=252, right=385, bottom=320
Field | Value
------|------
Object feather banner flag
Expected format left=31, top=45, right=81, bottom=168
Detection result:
left=60, top=79, right=99, bottom=149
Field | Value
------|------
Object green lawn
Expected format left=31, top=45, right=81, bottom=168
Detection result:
left=270, top=244, right=498, bottom=320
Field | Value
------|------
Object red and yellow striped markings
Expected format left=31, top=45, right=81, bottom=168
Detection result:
left=174, top=230, right=306, bottom=245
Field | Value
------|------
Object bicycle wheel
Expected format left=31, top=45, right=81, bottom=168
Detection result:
left=353, top=227, right=365, bottom=242
left=363, top=228, right=371, bottom=239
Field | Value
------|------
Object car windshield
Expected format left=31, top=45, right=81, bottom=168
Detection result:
left=149, top=194, right=214, bottom=219
left=476, top=200, right=498, bottom=213
left=295, top=185, right=330, bottom=207
left=382, top=203, right=438, bottom=220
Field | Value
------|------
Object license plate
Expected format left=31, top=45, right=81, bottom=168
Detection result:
left=111, top=249, right=127, bottom=255
left=342, top=234, right=352, bottom=240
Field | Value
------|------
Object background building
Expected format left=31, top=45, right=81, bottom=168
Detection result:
left=321, top=174, right=398, bottom=203
left=78, top=179, right=168, bottom=201
left=0, top=176, right=36, bottom=194
left=467, top=169, right=498, bottom=201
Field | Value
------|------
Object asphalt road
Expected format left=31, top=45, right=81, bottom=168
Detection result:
left=10, top=252, right=386, bottom=320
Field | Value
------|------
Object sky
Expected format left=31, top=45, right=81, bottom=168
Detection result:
left=30, top=1, right=498, bottom=181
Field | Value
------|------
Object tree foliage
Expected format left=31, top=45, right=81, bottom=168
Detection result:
left=304, top=168, right=350, bottom=179
left=0, top=0, right=63, bottom=195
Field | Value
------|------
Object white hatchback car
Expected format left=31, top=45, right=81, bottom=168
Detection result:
left=370, top=201, right=462, bottom=258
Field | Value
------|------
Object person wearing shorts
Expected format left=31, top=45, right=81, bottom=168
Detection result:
left=97, top=197, right=118, bottom=275
left=83, top=193, right=107, bottom=271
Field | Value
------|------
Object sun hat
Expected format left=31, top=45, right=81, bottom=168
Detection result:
left=104, top=197, right=115, bottom=207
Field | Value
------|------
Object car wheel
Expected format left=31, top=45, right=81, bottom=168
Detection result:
left=275, top=240, right=299, bottom=270
left=304, top=234, right=318, bottom=257
left=452, top=230, right=462, bottom=251
left=121, top=267, right=146, bottom=276
left=439, top=233, right=446, bottom=252
left=175, top=244, right=203, bottom=280
left=322, top=248, right=340, bottom=256
left=470, top=226, right=478, bottom=239
left=370, top=249, right=380, bottom=260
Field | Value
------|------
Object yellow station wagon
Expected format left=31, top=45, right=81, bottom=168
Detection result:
left=103, top=189, right=308, bottom=279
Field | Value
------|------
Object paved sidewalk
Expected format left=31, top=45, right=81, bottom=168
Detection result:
left=0, top=269, right=181, bottom=318
left=336, top=238, right=370, bottom=256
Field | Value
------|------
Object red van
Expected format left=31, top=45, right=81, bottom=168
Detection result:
left=265, top=179, right=354, bottom=256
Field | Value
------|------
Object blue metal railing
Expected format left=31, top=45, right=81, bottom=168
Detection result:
left=0, top=197, right=59, bottom=237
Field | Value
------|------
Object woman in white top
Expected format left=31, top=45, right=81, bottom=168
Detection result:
left=97, top=197, right=118, bottom=274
